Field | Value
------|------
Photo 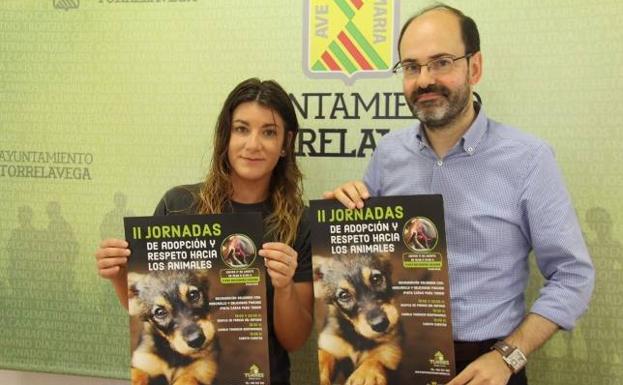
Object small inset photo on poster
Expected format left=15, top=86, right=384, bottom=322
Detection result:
left=221, top=233, right=257, bottom=268
left=403, top=216, right=438, bottom=252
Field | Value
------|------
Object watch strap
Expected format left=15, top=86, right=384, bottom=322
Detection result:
left=491, top=340, right=515, bottom=357
left=491, top=340, right=527, bottom=374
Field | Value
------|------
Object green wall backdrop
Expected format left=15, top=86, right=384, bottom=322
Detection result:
left=0, top=0, right=621, bottom=383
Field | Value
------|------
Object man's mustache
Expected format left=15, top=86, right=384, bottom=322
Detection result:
left=409, top=85, right=450, bottom=103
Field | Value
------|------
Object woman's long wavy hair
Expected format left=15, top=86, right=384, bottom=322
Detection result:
left=198, top=78, right=304, bottom=246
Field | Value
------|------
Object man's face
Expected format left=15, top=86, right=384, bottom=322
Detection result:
left=399, top=10, right=480, bottom=129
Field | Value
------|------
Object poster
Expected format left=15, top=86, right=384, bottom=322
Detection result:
left=124, top=213, right=270, bottom=385
left=311, top=195, right=454, bottom=385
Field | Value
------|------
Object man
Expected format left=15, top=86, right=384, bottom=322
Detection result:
left=325, top=4, right=594, bottom=385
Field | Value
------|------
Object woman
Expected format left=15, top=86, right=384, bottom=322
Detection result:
left=95, top=78, right=313, bottom=385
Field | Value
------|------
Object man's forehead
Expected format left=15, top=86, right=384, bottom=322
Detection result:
left=399, top=9, right=464, bottom=59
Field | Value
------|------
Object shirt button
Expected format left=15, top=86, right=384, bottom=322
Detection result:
left=467, top=146, right=474, bottom=153
left=437, top=160, right=443, bottom=167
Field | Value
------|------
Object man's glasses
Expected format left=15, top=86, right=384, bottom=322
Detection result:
left=392, top=53, right=474, bottom=78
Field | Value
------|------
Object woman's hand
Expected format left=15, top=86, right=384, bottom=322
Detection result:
left=95, top=238, right=130, bottom=281
left=261, top=242, right=313, bottom=351
left=95, top=238, right=132, bottom=309
left=259, top=242, right=297, bottom=290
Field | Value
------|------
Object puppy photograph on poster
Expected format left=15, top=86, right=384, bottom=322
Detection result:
left=128, top=270, right=219, bottom=385
left=313, top=253, right=403, bottom=385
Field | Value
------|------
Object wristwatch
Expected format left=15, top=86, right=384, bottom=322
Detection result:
left=491, top=340, right=527, bottom=374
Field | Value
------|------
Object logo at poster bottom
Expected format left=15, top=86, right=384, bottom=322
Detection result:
left=303, top=0, right=399, bottom=84
left=244, top=364, right=266, bottom=382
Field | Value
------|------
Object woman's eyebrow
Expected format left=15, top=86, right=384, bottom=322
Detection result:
left=232, top=118, right=280, bottom=128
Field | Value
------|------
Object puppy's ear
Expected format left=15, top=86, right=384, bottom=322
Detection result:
left=127, top=272, right=147, bottom=317
left=312, top=255, right=332, bottom=298
left=375, top=252, right=393, bottom=274
left=312, top=255, right=331, bottom=280
left=193, top=270, right=212, bottom=297
left=375, top=252, right=392, bottom=263
left=127, top=272, right=143, bottom=297
left=193, top=270, right=210, bottom=285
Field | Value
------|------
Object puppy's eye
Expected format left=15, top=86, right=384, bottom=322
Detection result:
left=188, top=289, right=202, bottom=303
left=370, top=272, right=384, bottom=286
left=336, top=289, right=352, bottom=302
left=153, top=307, right=168, bottom=319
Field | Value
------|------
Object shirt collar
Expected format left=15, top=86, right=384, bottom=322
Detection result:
left=414, top=103, right=488, bottom=156
left=415, top=123, right=429, bottom=151
left=461, top=104, right=488, bottom=155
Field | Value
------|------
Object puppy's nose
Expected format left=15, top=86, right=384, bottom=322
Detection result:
left=183, top=325, right=206, bottom=349
left=367, top=309, right=389, bottom=332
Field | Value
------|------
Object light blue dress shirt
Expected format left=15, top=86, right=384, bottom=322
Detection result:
left=364, top=106, right=594, bottom=341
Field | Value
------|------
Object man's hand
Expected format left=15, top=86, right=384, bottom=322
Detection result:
left=446, top=351, right=512, bottom=385
left=323, top=180, right=370, bottom=209
left=447, top=314, right=557, bottom=384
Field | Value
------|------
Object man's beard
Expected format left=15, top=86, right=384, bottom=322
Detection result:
left=407, top=81, right=471, bottom=129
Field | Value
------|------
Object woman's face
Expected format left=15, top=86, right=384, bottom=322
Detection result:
left=227, top=101, right=288, bottom=192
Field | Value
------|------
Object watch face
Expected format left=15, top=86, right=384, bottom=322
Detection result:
left=507, top=350, right=527, bottom=370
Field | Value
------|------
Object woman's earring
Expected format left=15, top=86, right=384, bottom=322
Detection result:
left=280, top=149, right=286, bottom=157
